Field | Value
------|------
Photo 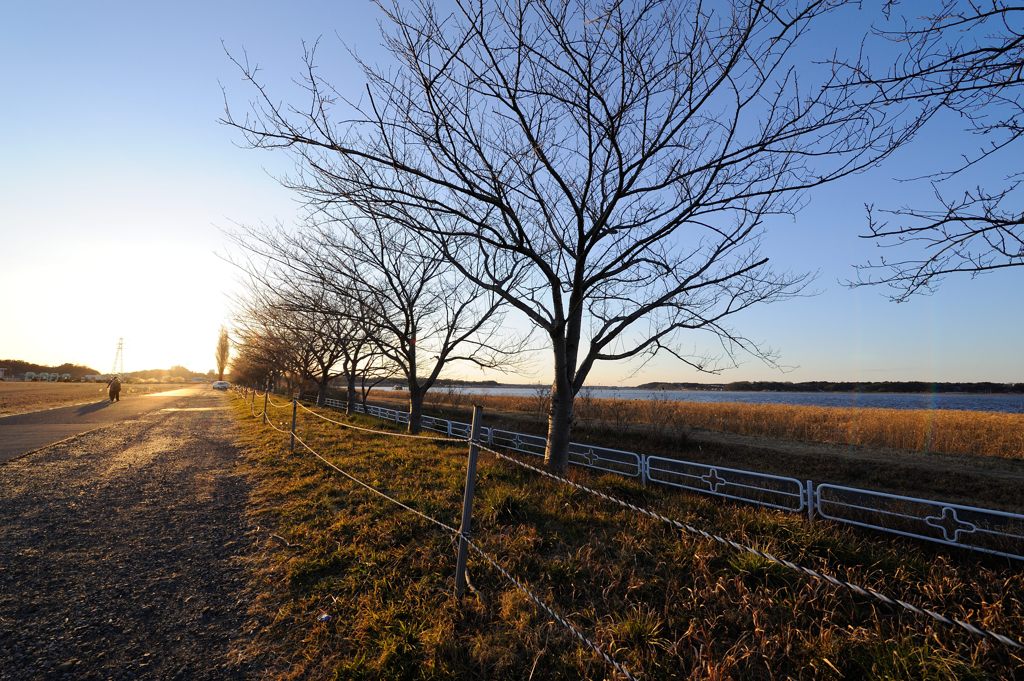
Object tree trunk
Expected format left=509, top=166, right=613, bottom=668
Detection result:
left=345, top=373, right=357, bottom=415
left=544, top=378, right=574, bottom=473
left=408, top=389, right=423, bottom=435
left=316, top=376, right=329, bottom=406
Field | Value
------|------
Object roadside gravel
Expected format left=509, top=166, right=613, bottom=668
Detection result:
left=0, top=394, right=256, bottom=680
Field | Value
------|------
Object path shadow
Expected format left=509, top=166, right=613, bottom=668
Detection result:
left=76, top=401, right=113, bottom=416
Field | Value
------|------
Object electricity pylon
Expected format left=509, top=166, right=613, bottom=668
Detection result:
left=111, top=338, right=124, bottom=376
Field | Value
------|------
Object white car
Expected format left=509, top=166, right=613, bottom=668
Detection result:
left=211, top=380, right=230, bottom=391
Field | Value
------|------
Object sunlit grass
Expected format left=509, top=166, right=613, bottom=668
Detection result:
left=234, top=398, right=1024, bottom=679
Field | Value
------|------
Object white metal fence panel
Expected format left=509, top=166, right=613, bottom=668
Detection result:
left=646, top=457, right=806, bottom=512
left=568, top=443, right=643, bottom=478
left=421, top=414, right=450, bottom=434
left=815, top=484, right=1024, bottom=561
left=491, top=428, right=547, bottom=457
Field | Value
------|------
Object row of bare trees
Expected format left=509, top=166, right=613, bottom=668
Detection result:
left=227, top=214, right=526, bottom=432
left=223, top=0, right=1019, bottom=471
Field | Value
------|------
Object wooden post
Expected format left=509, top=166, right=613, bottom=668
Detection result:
left=290, top=398, right=298, bottom=451
left=454, top=405, right=483, bottom=597
left=262, top=389, right=268, bottom=425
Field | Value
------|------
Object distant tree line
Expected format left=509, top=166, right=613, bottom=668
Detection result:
left=663, top=381, right=1024, bottom=394
left=0, top=360, right=99, bottom=379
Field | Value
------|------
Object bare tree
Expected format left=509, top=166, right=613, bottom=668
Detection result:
left=841, top=1, right=1024, bottom=300
left=215, top=327, right=230, bottom=381
left=225, top=217, right=522, bottom=431
left=224, top=0, right=920, bottom=470
left=328, top=215, right=523, bottom=432
left=230, top=321, right=306, bottom=391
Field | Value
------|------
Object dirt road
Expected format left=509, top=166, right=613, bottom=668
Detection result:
left=0, top=390, right=255, bottom=680
left=0, top=387, right=206, bottom=463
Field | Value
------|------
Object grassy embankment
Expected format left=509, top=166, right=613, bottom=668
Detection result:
left=0, top=382, right=193, bottom=416
left=232, top=397, right=1023, bottom=679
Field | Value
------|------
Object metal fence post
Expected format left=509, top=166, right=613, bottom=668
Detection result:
left=455, top=405, right=484, bottom=597
left=806, top=480, right=815, bottom=522
left=262, top=389, right=268, bottom=425
left=290, top=398, right=298, bottom=451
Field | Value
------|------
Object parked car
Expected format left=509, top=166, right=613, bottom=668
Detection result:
left=211, top=380, right=230, bottom=391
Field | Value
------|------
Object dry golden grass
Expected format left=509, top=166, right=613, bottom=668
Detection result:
left=233, top=397, right=1024, bottom=679
left=0, top=381, right=193, bottom=416
left=406, top=391, right=1024, bottom=460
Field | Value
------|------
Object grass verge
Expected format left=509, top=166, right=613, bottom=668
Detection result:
left=233, top=397, right=1023, bottom=679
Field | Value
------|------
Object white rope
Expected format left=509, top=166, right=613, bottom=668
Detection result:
left=296, top=400, right=467, bottom=443
left=476, top=442, right=1024, bottom=651
left=266, top=394, right=290, bottom=409
left=265, top=416, right=291, bottom=435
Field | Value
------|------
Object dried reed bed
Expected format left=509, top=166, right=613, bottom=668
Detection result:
left=412, top=390, right=1024, bottom=460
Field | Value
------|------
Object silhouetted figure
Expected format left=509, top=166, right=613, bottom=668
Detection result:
left=108, top=376, right=122, bottom=402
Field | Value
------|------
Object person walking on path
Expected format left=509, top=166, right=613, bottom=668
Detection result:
left=107, top=376, right=122, bottom=402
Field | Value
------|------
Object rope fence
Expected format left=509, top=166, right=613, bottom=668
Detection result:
left=236, top=389, right=1023, bottom=671
left=474, top=442, right=1023, bottom=651
left=281, top=402, right=636, bottom=679
left=266, top=394, right=291, bottom=409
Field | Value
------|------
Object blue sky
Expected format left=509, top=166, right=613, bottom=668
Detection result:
left=1, top=1, right=1020, bottom=383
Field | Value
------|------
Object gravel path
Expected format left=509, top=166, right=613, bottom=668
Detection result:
left=0, top=393, right=255, bottom=680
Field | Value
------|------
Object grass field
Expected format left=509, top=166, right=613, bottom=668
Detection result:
left=233, top=397, right=1024, bottom=679
left=0, top=382, right=195, bottom=416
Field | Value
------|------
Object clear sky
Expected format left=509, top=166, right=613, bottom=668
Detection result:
left=1, top=1, right=1021, bottom=384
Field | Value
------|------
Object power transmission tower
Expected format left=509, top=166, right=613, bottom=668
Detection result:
left=111, top=337, right=124, bottom=376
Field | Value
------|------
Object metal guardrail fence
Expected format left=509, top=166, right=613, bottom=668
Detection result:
left=815, top=485, right=1024, bottom=561
left=319, top=396, right=1024, bottom=561
left=647, top=457, right=806, bottom=512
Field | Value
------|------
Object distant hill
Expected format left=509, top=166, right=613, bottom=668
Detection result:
left=0, top=360, right=213, bottom=382
left=0, top=359, right=99, bottom=379
left=635, top=380, right=1024, bottom=394
left=124, top=365, right=212, bottom=381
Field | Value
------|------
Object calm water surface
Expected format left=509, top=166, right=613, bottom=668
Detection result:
left=452, top=386, right=1024, bottom=414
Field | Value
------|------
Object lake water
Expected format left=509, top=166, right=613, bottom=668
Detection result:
left=450, top=386, right=1024, bottom=414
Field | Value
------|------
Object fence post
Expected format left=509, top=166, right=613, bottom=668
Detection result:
left=455, top=405, right=484, bottom=598
left=290, top=398, right=298, bottom=451
left=262, top=389, right=268, bottom=425
left=251, top=389, right=255, bottom=410
left=806, top=480, right=815, bottom=522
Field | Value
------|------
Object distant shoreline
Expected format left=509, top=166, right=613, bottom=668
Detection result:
left=424, top=380, right=1024, bottom=395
